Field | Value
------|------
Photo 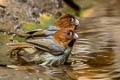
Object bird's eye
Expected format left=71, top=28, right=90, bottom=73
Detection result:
left=68, top=18, right=74, bottom=22
left=67, top=31, right=73, bottom=36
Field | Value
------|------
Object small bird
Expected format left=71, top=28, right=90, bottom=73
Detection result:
left=7, top=28, right=78, bottom=66
left=25, top=14, right=79, bottom=39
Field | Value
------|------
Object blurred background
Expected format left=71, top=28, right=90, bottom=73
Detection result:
left=0, top=0, right=120, bottom=80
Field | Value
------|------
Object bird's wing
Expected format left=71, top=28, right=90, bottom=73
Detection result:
left=26, top=36, right=65, bottom=56
left=26, top=29, right=56, bottom=39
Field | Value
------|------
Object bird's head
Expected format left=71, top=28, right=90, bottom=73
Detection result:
left=53, top=28, right=78, bottom=47
left=53, top=14, right=79, bottom=30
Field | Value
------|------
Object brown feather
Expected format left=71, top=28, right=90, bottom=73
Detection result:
left=53, top=28, right=75, bottom=47
left=54, top=14, right=76, bottom=29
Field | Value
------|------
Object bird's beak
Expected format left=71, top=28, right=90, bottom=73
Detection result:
left=73, top=33, right=79, bottom=39
left=75, top=19, right=79, bottom=25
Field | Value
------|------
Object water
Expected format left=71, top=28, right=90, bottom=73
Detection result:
left=66, top=15, right=120, bottom=79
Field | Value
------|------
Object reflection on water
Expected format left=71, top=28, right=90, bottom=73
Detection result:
left=65, top=16, right=120, bottom=80
left=66, top=52, right=115, bottom=80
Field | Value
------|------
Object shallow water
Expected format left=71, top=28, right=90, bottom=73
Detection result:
left=67, top=15, right=120, bottom=80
